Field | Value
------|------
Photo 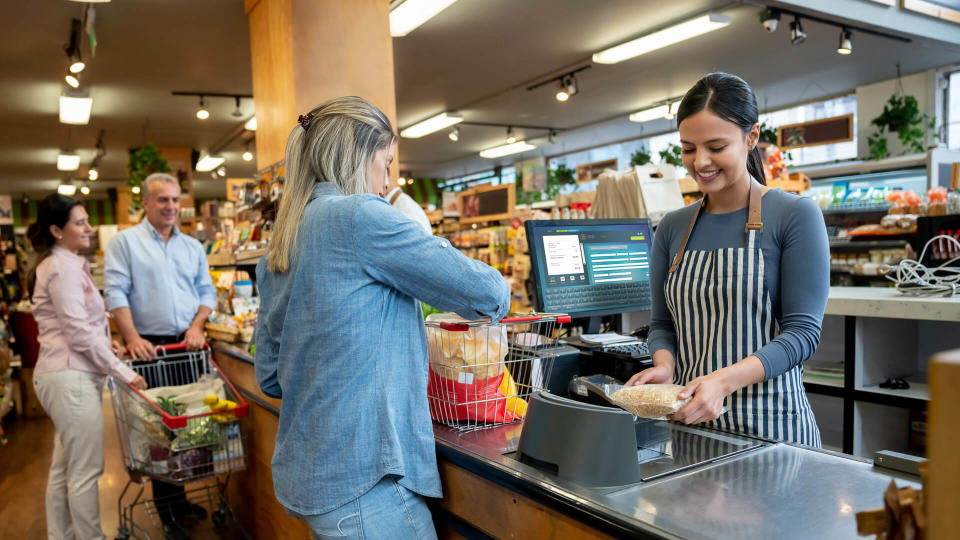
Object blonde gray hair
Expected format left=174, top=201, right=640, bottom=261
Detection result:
left=267, top=96, right=397, bottom=273
left=142, top=172, right=180, bottom=200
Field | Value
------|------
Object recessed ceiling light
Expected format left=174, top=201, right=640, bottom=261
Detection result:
left=479, top=141, right=536, bottom=159
left=593, top=13, right=731, bottom=64
left=390, top=0, right=458, bottom=37
left=400, top=112, right=463, bottom=138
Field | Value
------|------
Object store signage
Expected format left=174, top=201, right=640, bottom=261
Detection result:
left=576, top=158, right=618, bottom=183
left=458, top=182, right=515, bottom=224
left=777, top=114, right=854, bottom=150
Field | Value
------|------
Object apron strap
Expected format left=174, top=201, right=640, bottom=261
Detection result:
left=387, top=188, right=403, bottom=205
left=668, top=181, right=768, bottom=273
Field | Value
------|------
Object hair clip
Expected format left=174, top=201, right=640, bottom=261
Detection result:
left=298, top=113, right=313, bottom=131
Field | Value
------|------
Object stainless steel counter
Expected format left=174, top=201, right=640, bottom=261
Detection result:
left=435, top=422, right=919, bottom=539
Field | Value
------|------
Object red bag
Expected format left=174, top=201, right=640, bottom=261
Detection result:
left=427, top=367, right=515, bottom=424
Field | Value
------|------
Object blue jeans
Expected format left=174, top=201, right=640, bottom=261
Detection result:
left=292, top=476, right=438, bottom=539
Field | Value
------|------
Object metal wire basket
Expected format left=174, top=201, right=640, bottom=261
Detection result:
left=425, top=314, right=569, bottom=432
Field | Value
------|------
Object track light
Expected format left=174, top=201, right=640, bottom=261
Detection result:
left=506, top=127, right=517, bottom=144
left=196, top=96, right=210, bottom=120
left=397, top=177, right=407, bottom=186
left=448, top=126, right=460, bottom=141
left=759, top=8, right=780, bottom=32
left=69, top=53, right=85, bottom=74
left=217, top=166, right=227, bottom=177
left=88, top=168, right=99, bottom=180
left=242, top=149, right=254, bottom=162
left=837, top=28, right=852, bottom=55
left=80, top=185, right=90, bottom=195
left=232, top=96, right=243, bottom=117
left=131, top=186, right=140, bottom=194
left=556, top=75, right=578, bottom=102
left=65, top=73, right=80, bottom=89
left=548, top=130, right=557, bottom=144
left=790, top=17, right=806, bottom=45
left=556, top=83, right=570, bottom=102
left=664, top=101, right=680, bottom=120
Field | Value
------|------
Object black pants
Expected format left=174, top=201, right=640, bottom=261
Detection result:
left=133, top=333, right=193, bottom=524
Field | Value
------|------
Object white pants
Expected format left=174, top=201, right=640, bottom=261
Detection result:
left=34, top=369, right=108, bottom=540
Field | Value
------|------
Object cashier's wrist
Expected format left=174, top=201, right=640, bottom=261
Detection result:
left=716, top=355, right=765, bottom=394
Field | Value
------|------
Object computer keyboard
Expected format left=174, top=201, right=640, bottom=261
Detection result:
left=544, top=281, right=651, bottom=312
left=603, top=341, right=649, bottom=357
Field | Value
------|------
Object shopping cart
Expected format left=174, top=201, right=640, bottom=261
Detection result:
left=108, top=343, right=249, bottom=539
left=425, top=313, right=570, bottom=432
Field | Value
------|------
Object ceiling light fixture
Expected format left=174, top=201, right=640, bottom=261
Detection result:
left=80, top=185, right=91, bottom=195
left=65, top=73, right=80, bottom=89
left=57, top=152, right=80, bottom=171
left=131, top=186, right=140, bottom=194
left=593, top=13, right=731, bottom=64
left=64, top=18, right=86, bottom=73
left=244, top=117, right=257, bottom=131
left=58, top=184, right=78, bottom=196
left=59, top=90, right=92, bottom=125
left=217, top=166, right=227, bottom=177
left=390, top=0, right=458, bottom=37
left=790, top=17, right=807, bottom=45
left=548, top=130, right=557, bottom=144
left=242, top=149, right=254, bottom=162
left=88, top=168, right=99, bottom=181
left=837, top=28, right=853, bottom=55
left=400, top=112, right=463, bottom=138
left=196, top=97, right=210, bottom=120
left=397, top=177, right=407, bottom=186
left=69, top=53, right=85, bottom=74
left=664, top=101, right=681, bottom=120
left=555, top=86, right=570, bottom=102
left=479, top=141, right=536, bottom=159
left=629, top=104, right=671, bottom=123
left=448, top=126, right=459, bottom=141
left=506, top=127, right=517, bottom=144
left=232, top=96, right=244, bottom=117
left=196, top=154, right=225, bottom=172
left=759, top=8, right=780, bottom=32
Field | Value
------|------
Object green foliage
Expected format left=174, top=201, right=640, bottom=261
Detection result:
left=658, top=143, right=683, bottom=167
left=128, top=144, right=170, bottom=208
left=156, top=395, right=185, bottom=416
left=869, top=94, right=935, bottom=158
left=758, top=122, right=778, bottom=145
left=546, top=164, right=576, bottom=199
left=629, top=149, right=652, bottom=167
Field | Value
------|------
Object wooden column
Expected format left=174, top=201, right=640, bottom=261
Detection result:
left=245, top=0, right=398, bottom=179
left=928, top=349, right=960, bottom=537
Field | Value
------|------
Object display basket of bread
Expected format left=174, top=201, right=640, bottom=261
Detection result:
left=425, top=313, right=570, bottom=432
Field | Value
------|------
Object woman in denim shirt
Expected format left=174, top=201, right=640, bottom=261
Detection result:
left=255, top=96, right=510, bottom=539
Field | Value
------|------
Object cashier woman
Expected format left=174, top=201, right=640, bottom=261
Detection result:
left=627, top=73, right=829, bottom=447
left=255, top=97, right=510, bottom=539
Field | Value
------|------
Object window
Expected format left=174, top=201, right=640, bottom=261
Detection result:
left=759, top=94, right=858, bottom=166
left=947, top=71, right=960, bottom=149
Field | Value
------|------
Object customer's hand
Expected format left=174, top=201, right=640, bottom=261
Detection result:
left=126, top=335, right=156, bottom=361
left=130, top=375, right=148, bottom=391
left=184, top=325, right=205, bottom=351
left=111, top=340, right=127, bottom=358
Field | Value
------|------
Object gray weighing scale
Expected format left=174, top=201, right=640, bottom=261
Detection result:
left=516, top=385, right=767, bottom=488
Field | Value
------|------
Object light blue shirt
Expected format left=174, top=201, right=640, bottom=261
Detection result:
left=104, top=220, right=217, bottom=336
left=255, top=182, right=510, bottom=515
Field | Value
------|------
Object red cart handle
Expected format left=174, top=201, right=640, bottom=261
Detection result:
left=437, top=314, right=570, bottom=331
left=153, top=342, right=212, bottom=355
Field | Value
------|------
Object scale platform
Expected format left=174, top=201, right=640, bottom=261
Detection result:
left=514, top=392, right=766, bottom=488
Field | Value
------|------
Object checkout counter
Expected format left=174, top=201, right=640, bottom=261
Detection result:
left=211, top=340, right=918, bottom=539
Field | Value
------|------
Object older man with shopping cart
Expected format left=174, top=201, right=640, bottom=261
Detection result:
left=105, top=172, right=217, bottom=540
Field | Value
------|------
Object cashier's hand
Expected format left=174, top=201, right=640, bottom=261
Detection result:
left=183, top=325, right=205, bottom=352
left=669, top=372, right=729, bottom=425
left=126, top=335, right=156, bottom=361
left=626, top=364, right=673, bottom=386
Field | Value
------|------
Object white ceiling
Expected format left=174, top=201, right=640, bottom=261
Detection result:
left=1, top=0, right=959, bottom=197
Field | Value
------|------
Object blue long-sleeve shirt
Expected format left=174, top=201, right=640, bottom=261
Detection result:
left=647, top=188, right=829, bottom=379
left=104, top=220, right=217, bottom=336
left=255, top=182, right=510, bottom=515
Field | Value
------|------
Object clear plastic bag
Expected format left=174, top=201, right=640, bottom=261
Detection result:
left=610, top=384, right=691, bottom=419
left=425, top=313, right=508, bottom=380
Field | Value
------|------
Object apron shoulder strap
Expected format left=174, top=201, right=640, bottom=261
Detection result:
left=745, top=182, right=765, bottom=233
left=669, top=197, right=706, bottom=273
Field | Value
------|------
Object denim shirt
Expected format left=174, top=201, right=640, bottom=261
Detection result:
left=255, top=182, right=510, bottom=515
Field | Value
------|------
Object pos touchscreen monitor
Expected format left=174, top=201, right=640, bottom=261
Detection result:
left=525, top=219, right=654, bottom=319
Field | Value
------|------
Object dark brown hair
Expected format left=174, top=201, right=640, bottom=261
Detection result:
left=26, top=194, right=82, bottom=297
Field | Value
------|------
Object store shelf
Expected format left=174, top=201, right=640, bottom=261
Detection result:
left=821, top=206, right=892, bottom=215
left=829, top=239, right=910, bottom=250
left=803, top=372, right=844, bottom=388
left=855, top=382, right=929, bottom=403
left=793, top=153, right=926, bottom=180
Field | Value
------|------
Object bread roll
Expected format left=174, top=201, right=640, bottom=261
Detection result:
left=611, top=384, right=689, bottom=418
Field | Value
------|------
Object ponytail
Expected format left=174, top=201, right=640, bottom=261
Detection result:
left=747, top=146, right=767, bottom=186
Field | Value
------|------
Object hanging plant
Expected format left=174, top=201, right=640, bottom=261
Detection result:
left=758, top=121, right=779, bottom=145
left=545, top=164, right=576, bottom=199
left=868, top=94, right=936, bottom=159
left=128, top=143, right=170, bottom=210
left=629, top=148, right=652, bottom=167
left=659, top=143, right=683, bottom=167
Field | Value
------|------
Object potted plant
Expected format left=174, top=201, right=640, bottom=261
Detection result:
left=659, top=143, right=683, bottom=168
left=868, top=94, right=936, bottom=160
left=546, top=164, right=576, bottom=199
left=128, top=143, right=170, bottom=220
left=629, top=148, right=652, bottom=167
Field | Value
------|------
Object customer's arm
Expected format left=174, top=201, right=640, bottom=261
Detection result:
left=104, top=236, right=155, bottom=360
left=253, top=260, right=282, bottom=398
left=46, top=264, right=139, bottom=384
left=354, top=198, right=510, bottom=322
left=183, top=245, right=217, bottom=350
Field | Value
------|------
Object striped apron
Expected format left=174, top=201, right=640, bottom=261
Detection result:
left=665, top=182, right=820, bottom=446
